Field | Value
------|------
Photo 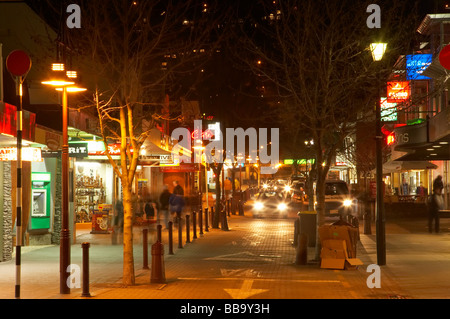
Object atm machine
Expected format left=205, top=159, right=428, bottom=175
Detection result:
left=30, top=172, right=51, bottom=231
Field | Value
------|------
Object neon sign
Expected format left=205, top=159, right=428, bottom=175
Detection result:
left=380, top=97, right=398, bottom=122
left=387, top=81, right=410, bottom=103
left=191, top=129, right=214, bottom=140
left=406, top=54, right=431, bottom=80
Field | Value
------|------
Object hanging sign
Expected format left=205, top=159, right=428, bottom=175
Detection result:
left=386, top=81, right=410, bottom=103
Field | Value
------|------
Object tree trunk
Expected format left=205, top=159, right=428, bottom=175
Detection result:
left=122, top=183, right=135, bottom=286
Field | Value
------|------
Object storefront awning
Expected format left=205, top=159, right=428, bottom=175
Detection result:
left=139, top=142, right=173, bottom=165
left=382, top=160, right=437, bottom=173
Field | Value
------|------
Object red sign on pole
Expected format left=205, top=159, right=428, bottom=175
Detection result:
left=6, top=50, right=31, bottom=77
left=439, top=44, right=450, bottom=70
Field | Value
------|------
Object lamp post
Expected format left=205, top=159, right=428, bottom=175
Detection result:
left=370, top=42, right=387, bottom=266
left=42, top=63, right=85, bottom=294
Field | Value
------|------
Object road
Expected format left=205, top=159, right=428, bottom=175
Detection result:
left=89, top=212, right=379, bottom=299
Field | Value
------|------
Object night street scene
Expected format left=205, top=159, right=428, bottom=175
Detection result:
left=0, top=0, right=450, bottom=313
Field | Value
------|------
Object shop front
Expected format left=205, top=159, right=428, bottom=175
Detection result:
left=383, top=116, right=450, bottom=216
left=72, top=140, right=118, bottom=234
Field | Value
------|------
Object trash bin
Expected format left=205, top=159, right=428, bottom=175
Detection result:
left=298, top=211, right=316, bottom=247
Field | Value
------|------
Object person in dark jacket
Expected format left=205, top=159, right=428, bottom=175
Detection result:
left=173, top=180, right=184, bottom=195
left=427, top=182, right=444, bottom=233
left=169, top=192, right=185, bottom=222
left=159, top=185, right=171, bottom=228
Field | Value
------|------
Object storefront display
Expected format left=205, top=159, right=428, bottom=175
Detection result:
left=75, top=162, right=106, bottom=223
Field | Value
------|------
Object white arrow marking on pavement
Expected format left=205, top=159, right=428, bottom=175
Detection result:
left=205, top=251, right=273, bottom=262
left=220, top=268, right=261, bottom=277
left=224, top=279, right=268, bottom=299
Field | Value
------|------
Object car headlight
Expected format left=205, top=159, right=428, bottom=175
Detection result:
left=284, top=185, right=291, bottom=192
left=254, top=202, right=264, bottom=210
left=262, top=184, right=268, bottom=189
left=277, top=203, right=288, bottom=211
left=343, top=199, right=352, bottom=207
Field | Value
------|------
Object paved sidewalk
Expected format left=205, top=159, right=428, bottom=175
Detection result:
left=0, top=212, right=449, bottom=300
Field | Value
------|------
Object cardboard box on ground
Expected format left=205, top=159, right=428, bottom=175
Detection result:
left=319, top=220, right=363, bottom=270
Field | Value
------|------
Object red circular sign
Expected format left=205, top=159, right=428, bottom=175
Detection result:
left=439, top=44, right=450, bottom=70
left=6, top=50, right=31, bottom=77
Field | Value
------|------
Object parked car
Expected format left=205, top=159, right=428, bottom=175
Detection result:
left=252, top=190, right=291, bottom=219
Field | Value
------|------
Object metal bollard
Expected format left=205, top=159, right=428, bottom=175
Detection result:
left=193, top=211, right=197, bottom=239
left=239, top=199, right=244, bottom=216
left=81, top=242, right=91, bottom=297
left=295, top=234, right=308, bottom=265
left=168, top=221, right=174, bottom=255
left=178, top=216, right=183, bottom=248
left=199, top=208, right=203, bottom=235
left=143, top=229, right=149, bottom=269
left=150, top=225, right=166, bottom=284
left=157, top=224, right=162, bottom=243
left=186, top=214, right=191, bottom=244
left=221, top=210, right=229, bottom=231
left=204, top=208, right=209, bottom=232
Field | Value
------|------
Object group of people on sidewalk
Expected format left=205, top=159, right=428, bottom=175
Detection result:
left=427, top=175, right=445, bottom=233
left=113, top=180, right=186, bottom=232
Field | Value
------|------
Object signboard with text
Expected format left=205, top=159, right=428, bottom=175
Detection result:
left=406, top=54, right=431, bottom=80
left=387, top=81, right=410, bottom=103
left=0, top=147, right=42, bottom=162
left=380, top=97, right=398, bottom=122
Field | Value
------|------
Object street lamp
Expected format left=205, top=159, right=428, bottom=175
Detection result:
left=42, top=63, right=85, bottom=294
left=371, top=42, right=387, bottom=266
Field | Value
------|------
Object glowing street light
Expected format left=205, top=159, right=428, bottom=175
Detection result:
left=371, top=42, right=387, bottom=266
left=370, top=43, right=387, bottom=62
left=42, top=62, right=85, bottom=294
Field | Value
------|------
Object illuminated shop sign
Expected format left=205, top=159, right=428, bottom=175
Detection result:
left=406, top=54, right=431, bottom=80
left=68, top=143, right=88, bottom=157
left=87, top=142, right=133, bottom=156
left=0, top=147, right=42, bottom=162
left=283, top=159, right=315, bottom=165
left=380, top=97, right=398, bottom=122
left=191, top=129, right=214, bottom=140
left=387, top=81, right=410, bottom=103
left=0, top=102, right=36, bottom=141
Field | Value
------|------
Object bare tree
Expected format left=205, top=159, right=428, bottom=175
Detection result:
left=234, top=0, right=422, bottom=257
left=65, top=0, right=226, bottom=286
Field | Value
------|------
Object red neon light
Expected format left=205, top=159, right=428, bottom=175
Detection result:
left=191, top=129, right=214, bottom=140
left=387, top=133, right=395, bottom=145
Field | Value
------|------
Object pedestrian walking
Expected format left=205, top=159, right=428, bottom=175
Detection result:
left=114, top=199, right=124, bottom=234
left=433, top=175, right=444, bottom=192
left=169, top=191, right=185, bottom=222
left=144, top=196, right=156, bottom=221
left=159, top=184, right=171, bottom=228
left=427, top=178, right=444, bottom=233
left=173, top=180, right=184, bottom=195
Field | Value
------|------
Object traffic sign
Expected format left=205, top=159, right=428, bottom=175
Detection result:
left=6, top=50, right=31, bottom=77
left=439, top=44, right=450, bottom=70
